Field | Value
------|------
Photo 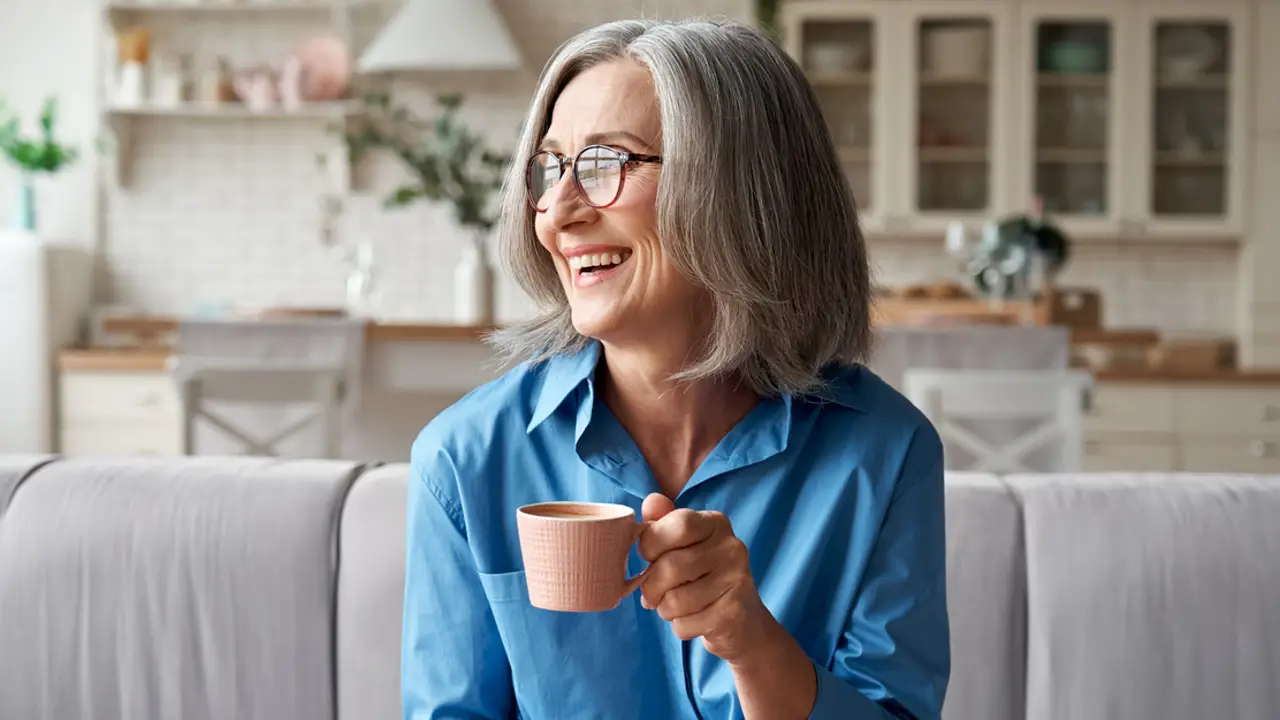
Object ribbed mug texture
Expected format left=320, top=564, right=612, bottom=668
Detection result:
left=517, top=503, right=642, bottom=612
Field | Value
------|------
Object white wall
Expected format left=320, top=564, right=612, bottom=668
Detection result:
left=0, top=0, right=101, bottom=249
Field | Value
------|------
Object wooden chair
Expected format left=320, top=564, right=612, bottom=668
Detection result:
left=903, top=369, right=1093, bottom=473
left=174, top=363, right=345, bottom=459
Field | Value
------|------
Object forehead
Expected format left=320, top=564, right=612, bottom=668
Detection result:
left=542, top=59, right=661, bottom=149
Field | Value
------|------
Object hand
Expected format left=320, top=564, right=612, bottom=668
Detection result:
left=636, top=493, right=773, bottom=664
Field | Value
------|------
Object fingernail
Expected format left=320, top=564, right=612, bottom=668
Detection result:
left=640, top=596, right=651, bottom=610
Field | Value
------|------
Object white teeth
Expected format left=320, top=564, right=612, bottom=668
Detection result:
left=569, top=250, right=632, bottom=271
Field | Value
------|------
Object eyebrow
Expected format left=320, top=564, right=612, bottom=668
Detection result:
left=539, top=131, right=657, bottom=153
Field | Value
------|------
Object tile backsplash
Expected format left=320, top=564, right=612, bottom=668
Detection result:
left=869, top=239, right=1240, bottom=334
left=98, top=0, right=1241, bottom=336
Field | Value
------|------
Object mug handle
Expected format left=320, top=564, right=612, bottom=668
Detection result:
left=620, top=520, right=651, bottom=599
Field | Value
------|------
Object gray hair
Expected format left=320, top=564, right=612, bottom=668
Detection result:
left=489, top=17, right=872, bottom=398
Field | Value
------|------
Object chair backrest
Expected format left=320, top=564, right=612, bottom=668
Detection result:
left=903, top=369, right=1092, bottom=473
left=175, top=363, right=345, bottom=459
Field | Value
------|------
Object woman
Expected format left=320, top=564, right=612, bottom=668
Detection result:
left=403, top=17, right=948, bottom=720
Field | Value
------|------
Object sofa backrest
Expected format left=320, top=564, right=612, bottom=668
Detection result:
left=0, top=456, right=363, bottom=720
left=942, top=472, right=1026, bottom=720
left=1007, top=473, right=1280, bottom=720
left=4, top=457, right=1277, bottom=720
left=0, top=454, right=53, bottom=517
left=335, top=463, right=409, bottom=720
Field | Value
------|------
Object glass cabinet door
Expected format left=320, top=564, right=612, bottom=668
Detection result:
left=896, top=2, right=1013, bottom=233
left=781, top=2, right=890, bottom=231
left=1020, top=7, right=1127, bottom=236
left=1132, top=6, right=1249, bottom=236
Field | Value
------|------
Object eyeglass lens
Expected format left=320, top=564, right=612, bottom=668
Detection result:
left=528, top=146, right=624, bottom=210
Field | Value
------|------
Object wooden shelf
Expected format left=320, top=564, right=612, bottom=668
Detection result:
left=1037, top=73, right=1110, bottom=88
left=918, top=146, right=988, bottom=163
left=919, top=73, right=988, bottom=87
left=1157, top=74, right=1228, bottom=90
left=107, top=102, right=360, bottom=121
left=1037, top=147, right=1107, bottom=163
left=1155, top=153, right=1226, bottom=168
left=106, top=1, right=375, bottom=28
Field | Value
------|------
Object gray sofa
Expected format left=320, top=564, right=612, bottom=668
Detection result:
left=0, top=456, right=1277, bottom=720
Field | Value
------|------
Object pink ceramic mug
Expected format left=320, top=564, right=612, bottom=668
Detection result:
left=516, top=501, right=648, bottom=612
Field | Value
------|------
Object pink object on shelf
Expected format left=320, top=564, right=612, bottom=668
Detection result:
left=293, top=34, right=352, bottom=102
left=516, top=501, right=648, bottom=612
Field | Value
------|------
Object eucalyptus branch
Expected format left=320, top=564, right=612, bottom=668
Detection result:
left=330, top=91, right=513, bottom=233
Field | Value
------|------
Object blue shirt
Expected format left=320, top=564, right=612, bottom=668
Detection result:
left=402, top=340, right=949, bottom=720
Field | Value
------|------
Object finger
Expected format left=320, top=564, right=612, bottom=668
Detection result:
left=641, top=493, right=676, bottom=523
left=639, top=544, right=720, bottom=610
left=637, top=509, right=719, bottom=562
left=654, top=569, right=734, bottom=622
left=669, top=594, right=731, bottom=642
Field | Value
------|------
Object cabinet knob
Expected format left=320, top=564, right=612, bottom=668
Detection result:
left=1259, top=405, right=1278, bottom=422
left=1249, top=440, right=1271, bottom=459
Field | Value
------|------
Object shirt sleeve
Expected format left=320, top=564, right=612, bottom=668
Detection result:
left=809, top=423, right=951, bottom=720
left=402, top=444, right=515, bottom=720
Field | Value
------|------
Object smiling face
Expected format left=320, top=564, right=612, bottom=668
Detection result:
left=534, top=59, right=707, bottom=348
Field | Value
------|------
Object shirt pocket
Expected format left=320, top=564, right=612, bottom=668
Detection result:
left=478, top=570, right=649, bottom=718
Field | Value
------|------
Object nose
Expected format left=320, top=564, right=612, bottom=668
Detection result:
left=540, top=172, right=598, bottom=233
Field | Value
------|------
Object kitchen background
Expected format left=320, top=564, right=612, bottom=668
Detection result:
left=0, top=0, right=1270, bottom=340
left=2, top=0, right=1278, bottom=472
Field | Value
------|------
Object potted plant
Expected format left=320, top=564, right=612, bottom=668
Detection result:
left=0, top=96, right=81, bottom=232
left=332, top=91, right=511, bottom=325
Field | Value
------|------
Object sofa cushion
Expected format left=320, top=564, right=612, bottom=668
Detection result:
left=0, top=454, right=56, bottom=518
left=1008, top=473, right=1280, bottom=720
left=942, top=472, right=1026, bottom=720
left=0, top=456, right=363, bottom=720
left=335, top=463, right=408, bottom=720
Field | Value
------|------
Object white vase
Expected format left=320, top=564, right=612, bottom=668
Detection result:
left=453, top=232, right=494, bottom=325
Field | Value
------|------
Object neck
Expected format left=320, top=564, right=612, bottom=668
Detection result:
left=598, top=339, right=759, bottom=497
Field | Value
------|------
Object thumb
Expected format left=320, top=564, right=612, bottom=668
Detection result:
left=641, top=492, right=676, bottom=523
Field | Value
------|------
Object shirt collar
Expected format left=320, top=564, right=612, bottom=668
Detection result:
left=527, top=340, right=603, bottom=433
left=526, top=341, right=867, bottom=434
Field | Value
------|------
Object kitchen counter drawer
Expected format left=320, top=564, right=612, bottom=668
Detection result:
left=60, top=418, right=183, bottom=457
left=60, top=371, right=182, bottom=423
left=1086, top=384, right=1176, bottom=434
left=1083, top=437, right=1178, bottom=472
left=1180, top=439, right=1280, bottom=474
left=1173, top=386, right=1280, bottom=437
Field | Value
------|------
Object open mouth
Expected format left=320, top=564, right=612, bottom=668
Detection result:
left=569, top=250, right=632, bottom=277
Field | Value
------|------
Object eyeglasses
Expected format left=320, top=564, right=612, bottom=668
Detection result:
left=525, top=144, right=663, bottom=212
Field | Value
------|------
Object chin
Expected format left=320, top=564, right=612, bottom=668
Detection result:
left=569, top=302, right=627, bottom=342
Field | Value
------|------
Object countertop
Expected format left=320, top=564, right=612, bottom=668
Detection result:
left=58, top=347, right=1280, bottom=384
left=100, top=315, right=494, bottom=344
left=1091, top=368, right=1280, bottom=384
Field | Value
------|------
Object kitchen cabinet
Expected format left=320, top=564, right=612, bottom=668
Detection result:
left=1253, top=3, right=1280, bottom=134
left=780, top=0, right=1253, bottom=240
left=1127, top=4, right=1250, bottom=238
left=59, top=371, right=184, bottom=457
left=782, top=1, right=1018, bottom=235
left=1085, top=380, right=1280, bottom=473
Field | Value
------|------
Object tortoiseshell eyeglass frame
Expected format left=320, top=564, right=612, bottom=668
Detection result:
left=525, top=144, right=664, bottom=212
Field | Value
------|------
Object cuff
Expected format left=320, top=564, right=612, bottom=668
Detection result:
left=807, top=661, right=896, bottom=720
